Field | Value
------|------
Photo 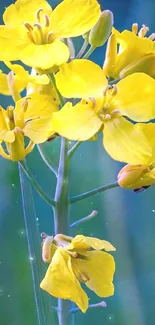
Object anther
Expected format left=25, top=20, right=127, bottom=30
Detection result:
left=89, top=97, right=96, bottom=108
left=24, top=22, right=33, bottom=32
left=21, top=97, right=31, bottom=112
left=138, top=25, right=149, bottom=38
left=34, top=22, right=42, bottom=30
left=36, top=8, right=43, bottom=23
left=46, top=31, right=54, bottom=43
left=103, top=85, right=112, bottom=95
left=132, top=23, right=138, bottom=35
left=44, top=14, right=50, bottom=27
left=148, top=33, right=155, bottom=40
left=111, top=84, right=118, bottom=96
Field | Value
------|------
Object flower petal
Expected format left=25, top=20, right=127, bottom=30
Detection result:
left=20, top=40, right=70, bottom=69
left=112, top=73, right=155, bottom=121
left=0, top=70, right=10, bottom=95
left=40, top=248, right=88, bottom=313
left=103, top=117, right=152, bottom=165
left=135, top=123, right=155, bottom=162
left=56, top=60, right=107, bottom=98
left=0, top=130, right=15, bottom=143
left=52, top=102, right=102, bottom=141
left=68, top=235, right=116, bottom=252
left=24, top=117, right=55, bottom=143
left=3, top=0, right=52, bottom=27
left=51, top=0, right=100, bottom=38
left=72, top=251, right=115, bottom=297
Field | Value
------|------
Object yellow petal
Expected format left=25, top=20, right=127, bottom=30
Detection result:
left=6, top=128, right=26, bottom=161
left=112, top=73, right=155, bottom=121
left=103, top=117, right=152, bottom=165
left=24, top=117, right=54, bottom=143
left=72, top=251, right=115, bottom=297
left=68, top=235, right=116, bottom=252
left=51, top=0, right=100, bottom=38
left=40, top=248, right=88, bottom=313
left=20, top=40, right=69, bottom=69
left=52, top=102, right=102, bottom=141
left=56, top=60, right=107, bottom=98
left=135, top=123, right=155, bottom=162
left=0, top=130, right=15, bottom=143
left=0, top=70, right=10, bottom=95
left=0, top=26, right=30, bottom=61
left=3, top=0, right=52, bottom=27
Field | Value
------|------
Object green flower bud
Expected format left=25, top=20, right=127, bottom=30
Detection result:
left=89, top=10, right=114, bottom=47
left=120, top=53, right=155, bottom=78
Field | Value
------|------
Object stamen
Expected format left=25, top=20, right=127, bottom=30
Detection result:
left=24, top=22, right=33, bottom=32
left=132, top=23, right=138, bottom=35
left=89, top=97, right=96, bottom=108
left=111, top=84, right=118, bottom=96
left=148, top=33, right=155, bottom=40
left=103, top=85, right=112, bottom=95
left=44, top=14, right=50, bottom=27
left=36, top=8, right=43, bottom=23
left=21, top=97, right=31, bottom=112
left=34, top=22, right=42, bottom=30
left=138, top=25, right=149, bottom=38
left=46, top=31, right=54, bottom=43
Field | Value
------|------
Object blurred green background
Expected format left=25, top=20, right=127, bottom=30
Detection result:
left=1, top=0, right=155, bottom=325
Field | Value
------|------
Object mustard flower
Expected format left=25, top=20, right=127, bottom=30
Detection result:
left=118, top=123, right=155, bottom=190
left=0, top=93, right=58, bottom=161
left=0, top=0, right=100, bottom=70
left=40, top=233, right=116, bottom=313
left=52, top=59, right=155, bottom=164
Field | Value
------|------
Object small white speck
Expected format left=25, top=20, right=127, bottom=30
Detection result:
left=152, top=210, right=155, bottom=212
left=12, top=184, right=15, bottom=187
left=29, top=256, right=34, bottom=261
left=36, top=218, right=39, bottom=221
left=8, top=294, right=11, bottom=298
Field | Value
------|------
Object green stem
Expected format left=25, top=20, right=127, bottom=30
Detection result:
left=76, top=39, right=89, bottom=58
left=83, top=46, right=96, bottom=59
left=48, top=73, right=64, bottom=107
left=53, top=138, right=71, bottom=325
left=108, top=78, right=121, bottom=85
left=70, top=182, right=119, bottom=204
left=19, top=160, right=55, bottom=208
left=68, top=141, right=81, bottom=159
left=37, top=144, right=58, bottom=177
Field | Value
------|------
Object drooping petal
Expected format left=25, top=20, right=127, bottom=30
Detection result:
left=72, top=251, right=115, bottom=297
left=40, top=248, right=88, bottom=313
left=52, top=102, right=102, bottom=141
left=51, top=0, right=100, bottom=38
left=3, top=0, right=52, bottom=27
left=103, top=116, right=152, bottom=165
left=136, top=123, right=155, bottom=161
left=24, top=117, right=55, bottom=143
left=111, top=73, right=155, bottom=121
left=20, top=40, right=70, bottom=69
left=56, top=60, right=107, bottom=98
left=0, top=26, right=30, bottom=61
left=68, top=235, right=116, bottom=252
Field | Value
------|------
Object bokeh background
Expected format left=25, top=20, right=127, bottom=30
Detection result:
left=1, top=0, right=155, bottom=325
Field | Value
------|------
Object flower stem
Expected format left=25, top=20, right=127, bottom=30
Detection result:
left=53, top=137, right=71, bottom=325
left=82, top=45, right=96, bottom=59
left=37, top=144, right=58, bottom=177
left=70, top=182, right=119, bottom=204
left=19, top=160, right=55, bottom=208
left=76, top=39, right=89, bottom=58
left=68, top=141, right=81, bottom=159
left=108, top=78, right=121, bottom=85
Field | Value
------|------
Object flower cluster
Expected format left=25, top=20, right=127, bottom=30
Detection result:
left=1, top=0, right=155, bottom=312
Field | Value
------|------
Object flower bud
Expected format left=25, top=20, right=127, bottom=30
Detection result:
left=89, top=10, right=114, bottom=47
left=102, top=33, right=117, bottom=77
left=117, top=164, right=147, bottom=189
left=120, top=53, right=155, bottom=78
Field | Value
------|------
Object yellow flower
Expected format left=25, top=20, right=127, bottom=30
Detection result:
left=0, top=0, right=100, bottom=70
left=103, top=24, right=155, bottom=79
left=40, top=233, right=116, bottom=313
left=52, top=59, right=155, bottom=164
left=118, top=123, right=155, bottom=190
left=0, top=62, right=49, bottom=101
left=0, top=93, right=57, bottom=161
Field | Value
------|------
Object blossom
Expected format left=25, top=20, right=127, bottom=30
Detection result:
left=52, top=59, right=155, bottom=164
left=0, top=93, right=57, bottom=161
left=118, top=123, right=155, bottom=190
left=0, top=0, right=100, bottom=70
left=40, top=233, right=115, bottom=313
left=103, top=24, right=155, bottom=79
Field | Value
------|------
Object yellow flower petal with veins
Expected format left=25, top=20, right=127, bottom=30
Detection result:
left=50, top=0, right=100, bottom=38
left=72, top=251, right=115, bottom=297
left=56, top=60, right=107, bottom=98
left=103, top=117, right=152, bottom=165
left=136, top=123, right=155, bottom=162
left=68, top=235, right=116, bottom=252
left=52, top=102, right=102, bottom=141
left=40, top=247, right=88, bottom=313
left=112, top=73, right=155, bottom=121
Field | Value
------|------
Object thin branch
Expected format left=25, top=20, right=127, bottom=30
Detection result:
left=83, top=46, right=96, bottom=59
left=70, top=182, right=119, bottom=204
left=76, top=39, right=89, bottom=58
left=37, top=144, right=58, bottom=177
left=70, top=301, right=107, bottom=314
left=67, top=141, right=81, bottom=159
left=19, top=160, right=55, bottom=207
left=70, top=210, right=97, bottom=228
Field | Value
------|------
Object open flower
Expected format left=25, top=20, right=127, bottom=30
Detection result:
left=118, top=123, right=155, bottom=190
left=52, top=59, right=155, bottom=164
left=0, top=93, right=57, bottom=161
left=103, top=24, right=155, bottom=79
left=40, top=233, right=115, bottom=313
left=0, top=0, right=100, bottom=70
